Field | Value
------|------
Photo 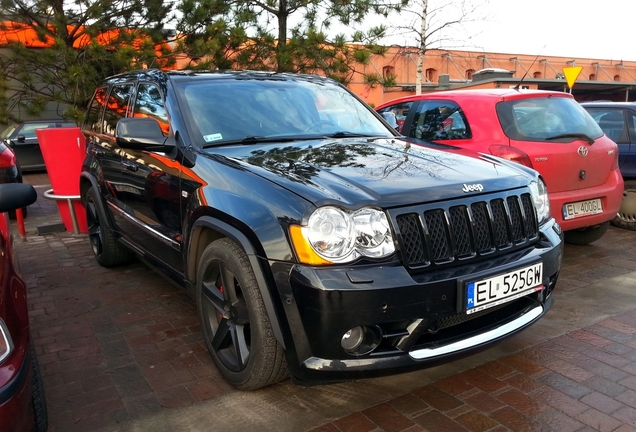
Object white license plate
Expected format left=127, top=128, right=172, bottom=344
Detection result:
left=562, top=198, right=603, bottom=220
left=466, top=263, right=543, bottom=314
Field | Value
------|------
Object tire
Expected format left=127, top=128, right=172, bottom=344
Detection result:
left=611, top=180, right=636, bottom=231
left=564, top=221, right=610, bottom=245
left=30, top=342, right=48, bottom=432
left=84, top=186, right=134, bottom=267
left=196, top=238, right=287, bottom=390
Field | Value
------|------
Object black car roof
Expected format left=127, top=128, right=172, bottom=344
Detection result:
left=102, top=69, right=337, bottom=85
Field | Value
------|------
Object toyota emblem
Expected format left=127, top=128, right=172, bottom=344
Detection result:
left=577, top=146, right=589, bottom=157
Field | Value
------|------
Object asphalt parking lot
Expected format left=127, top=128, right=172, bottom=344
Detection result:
left=14, top=172, right=636, bottom=432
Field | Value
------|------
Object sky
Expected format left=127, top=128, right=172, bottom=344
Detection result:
left=365, top=0, right=634, bottom=62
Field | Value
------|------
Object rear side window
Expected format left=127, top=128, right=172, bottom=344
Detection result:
left=133, top=83, right=169, bottom=136
left=409, top=101, right=471, bottom=141
left=103, top=84, right=134, bottom=135
left=585, top=108, right=628, bottom=143
left=497, top=97, right=603, bottom=142
left=85, top=87, right=108, bottom=133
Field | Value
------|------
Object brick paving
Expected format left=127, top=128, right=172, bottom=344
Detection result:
left=13, top=173, right=636, bottom=431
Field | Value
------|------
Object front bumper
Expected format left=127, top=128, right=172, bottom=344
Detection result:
left=276, top=219, right=563, bottom=385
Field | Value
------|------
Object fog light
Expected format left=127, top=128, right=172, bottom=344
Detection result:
left=340, top=325, right=382, bottom=356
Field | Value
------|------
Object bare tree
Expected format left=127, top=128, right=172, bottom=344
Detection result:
left=385, top=0, right=489, bottom=94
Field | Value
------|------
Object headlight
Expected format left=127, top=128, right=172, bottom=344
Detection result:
left=0, top=319, right=14, bottom=363
left=290, top=206, right=395, bottom=264
left=529, top=178, right=550, bottom=225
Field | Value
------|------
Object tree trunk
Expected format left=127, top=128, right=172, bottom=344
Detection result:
left=416, top=0, right=428, bottom=95
left=276, top=0, right=288, bottom=72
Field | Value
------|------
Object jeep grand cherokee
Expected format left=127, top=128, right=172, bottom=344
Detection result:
left=80, top=70, right=563, bottom=390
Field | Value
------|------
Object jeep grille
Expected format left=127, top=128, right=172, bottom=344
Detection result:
left=395, top=192, right=538, bottom=268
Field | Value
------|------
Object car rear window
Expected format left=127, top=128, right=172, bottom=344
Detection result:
left=496, top=96, right=603, bottom=142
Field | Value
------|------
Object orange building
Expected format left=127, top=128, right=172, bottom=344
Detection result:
left=347, top=47, right=636, bottom=107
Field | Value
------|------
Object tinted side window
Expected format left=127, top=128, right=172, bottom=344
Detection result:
left=585, top=108, right=628, bottom=143
left=85, top=87, right=108, bottom=133
left=410, top=101, right=470, bottom=141
left=133, top=83, right=169, bottom=136
left=103, top=84, right=134, bottom=135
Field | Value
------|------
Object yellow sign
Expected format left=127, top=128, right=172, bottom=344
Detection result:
left=563, top=66, right=583, bottom=89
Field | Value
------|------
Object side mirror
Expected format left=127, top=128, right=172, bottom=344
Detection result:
left=115, top=118, right=176, bottom=152
left=0, top=183, right=37, bottom=213
left=16, top=134, right=26, bottom=143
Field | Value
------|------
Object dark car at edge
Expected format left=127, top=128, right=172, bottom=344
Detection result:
left=79, top=70, right=563, bottom=390
left=1, top=120, right=76, bottom=172
left=581, top=101, right=636, bottom=230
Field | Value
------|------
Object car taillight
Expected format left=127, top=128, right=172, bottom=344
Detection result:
left=612, top=146, right=619, bottom=170
left=489, top=145, right=533, bottom=168
left=0, top=319, right=14, bottom=363
left=0, top=147, right=17, bottom=169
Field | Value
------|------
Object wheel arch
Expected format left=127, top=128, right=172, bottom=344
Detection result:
left=79, top=173, right=118, bottom=232
left=187, top=216, right=286, bottom=348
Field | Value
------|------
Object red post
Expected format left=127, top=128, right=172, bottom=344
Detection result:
left=16, top=208, right=26, bottom=240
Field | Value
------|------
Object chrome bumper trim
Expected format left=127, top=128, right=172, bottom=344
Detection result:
left=409, top=305, right=543, bottom=360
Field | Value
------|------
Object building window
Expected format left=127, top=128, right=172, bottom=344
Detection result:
left=466, top=69, right=475, bottom=80
left=533, top=71, right=542, bottom=78
left=614, top=74, right=621, bottom=82
left=382, top=65, right=395, bottom=78
left=425, top=68, right=438, bottom=82
left=589, top=73, right=596, bottom=81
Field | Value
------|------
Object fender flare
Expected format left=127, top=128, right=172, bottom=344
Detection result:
left=189, top=216, right=286, bottom=348
left=79, top=173, right=118, bottom=232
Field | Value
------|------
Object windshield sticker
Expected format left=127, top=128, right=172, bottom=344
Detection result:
left=203, top=133, right=223, bottom=142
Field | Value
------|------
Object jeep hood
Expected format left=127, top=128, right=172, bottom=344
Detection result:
left=214, top=138, right=535, bottom=208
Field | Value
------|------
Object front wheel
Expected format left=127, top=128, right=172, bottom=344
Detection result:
left=564, top=221, right=610, bottom=245
left=612, top=180, right=636, bottom=231
left=196, top=238, right=287, bottom=390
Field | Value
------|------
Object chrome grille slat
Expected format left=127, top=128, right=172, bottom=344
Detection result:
left=396, top=192, right=539, bottom=268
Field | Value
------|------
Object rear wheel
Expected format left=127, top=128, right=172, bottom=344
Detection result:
left=196, top=238, right=287, bottom=390
left=84, top=186, right=134, bottom=267
left=564, top=221, right=610, bottom=245
left=611, top=180, right=636, bottom=231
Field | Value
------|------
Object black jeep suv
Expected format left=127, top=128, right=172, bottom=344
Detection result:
left=80, top=70, right=563, bottom=390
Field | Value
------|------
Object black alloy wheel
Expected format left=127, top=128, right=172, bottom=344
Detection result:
left=197, top=238, right=287, bottom=390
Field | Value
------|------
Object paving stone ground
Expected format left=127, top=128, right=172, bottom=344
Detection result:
left=13, top=173, right=636, bottom=432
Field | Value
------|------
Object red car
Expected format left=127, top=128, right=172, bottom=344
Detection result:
left=0, top=183, right=47, bottom=432
left=377, top=89, right=624, bottom=245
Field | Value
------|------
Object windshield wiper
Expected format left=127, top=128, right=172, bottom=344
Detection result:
left=324, top=131, right=369, bottom=138
left=202, top=136, right=304, bottom=147
left=545, top=133, right=595, bottom=145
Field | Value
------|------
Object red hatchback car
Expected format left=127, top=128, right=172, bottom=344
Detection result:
left=0, top=183, right=47, bottom=432
left=377, top=89, right=623, bottom=244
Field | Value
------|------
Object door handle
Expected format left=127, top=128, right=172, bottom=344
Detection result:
left=121, top=160, right=138, bottom=172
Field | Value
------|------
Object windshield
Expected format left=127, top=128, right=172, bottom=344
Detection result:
left=496, top=96, right=603, bottom=142
left=175, top=77, right=395, bottom=147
